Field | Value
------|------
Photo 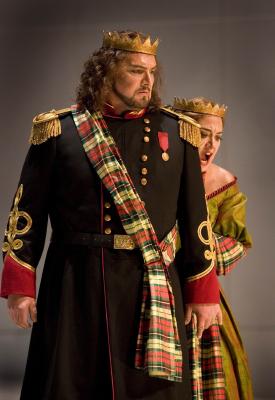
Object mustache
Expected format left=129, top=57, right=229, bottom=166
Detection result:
left=136, top=86, right=151, bottom=93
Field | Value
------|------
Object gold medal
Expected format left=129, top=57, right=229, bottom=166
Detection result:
left=162, top=152, right=169, bottom=161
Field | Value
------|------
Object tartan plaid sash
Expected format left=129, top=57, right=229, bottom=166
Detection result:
left=71, top=105, right=183, bottom=382
left=187, top=317, right=225, bottom=400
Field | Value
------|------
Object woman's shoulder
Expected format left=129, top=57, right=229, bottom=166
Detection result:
left=211, top=164, right=235, bottom=186
left=206, top=164, right=237, bottom=200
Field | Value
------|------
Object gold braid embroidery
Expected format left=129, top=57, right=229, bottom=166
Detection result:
left=2, top=184, right=32, bottom=257
left=186, top=211, right=215, bottom=282
left=197, top=219, right=215, bottom=261
left=198, top=196, right=215, bottom=264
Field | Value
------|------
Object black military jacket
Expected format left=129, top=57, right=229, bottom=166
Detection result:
left=1, top=107, right=214, bottom=297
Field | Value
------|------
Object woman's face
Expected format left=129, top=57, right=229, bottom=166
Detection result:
left=198, top=115, right=223, bottom=173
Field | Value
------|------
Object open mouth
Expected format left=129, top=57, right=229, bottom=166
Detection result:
left=200, top=152, right=212, bottom=165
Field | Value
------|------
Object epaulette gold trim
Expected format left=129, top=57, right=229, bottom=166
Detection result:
left=160, top=106, right=201, bottom=148
left=29, top=107, right=71, bottom=145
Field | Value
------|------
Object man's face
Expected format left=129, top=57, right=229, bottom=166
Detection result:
left=108, top=53, right=157, bottom=111
left=198, top=115, right=223, bottom=173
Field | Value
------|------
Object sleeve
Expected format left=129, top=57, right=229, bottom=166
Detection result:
left=182, top=267, right=220, bottom=303
left=1, top=138, right=56, bottom=298
left=213, top=186, right=252, bottom=248
left=176, top=141, right=219, bottom=303
left=214, top=233, right=247, bottom=276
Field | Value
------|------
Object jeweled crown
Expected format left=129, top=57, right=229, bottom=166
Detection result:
left=173, top=97, right=227, bottom=118
left=102, top=31, right=159, bottom=55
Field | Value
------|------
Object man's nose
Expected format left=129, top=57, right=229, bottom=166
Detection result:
left=143, top=71, right=153, bottom=86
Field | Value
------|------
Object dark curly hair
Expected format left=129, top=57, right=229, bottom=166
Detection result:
left=76, top=32, right=162, bottom=113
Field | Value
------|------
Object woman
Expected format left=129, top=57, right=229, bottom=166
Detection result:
left=173, top=97, right=253, bottom=400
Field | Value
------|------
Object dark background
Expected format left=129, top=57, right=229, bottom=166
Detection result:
left=0, top=1, right=274, bottom=398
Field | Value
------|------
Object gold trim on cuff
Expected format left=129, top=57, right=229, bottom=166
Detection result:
left=9, top=252, right=36, bottom=273
left=185, top=258, right=214, bottom=282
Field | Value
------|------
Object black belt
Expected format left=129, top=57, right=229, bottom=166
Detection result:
left=51, top=232, right=136, bottom=250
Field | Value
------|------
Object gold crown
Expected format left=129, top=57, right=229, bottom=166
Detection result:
left=173, top=97, right=227, bottom=118
left=102, top=31, right=159, bottom=55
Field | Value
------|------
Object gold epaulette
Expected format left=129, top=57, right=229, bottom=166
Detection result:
left=29, top=108, right=71, bottom=145
left=160, top=106, right=201, bottom=148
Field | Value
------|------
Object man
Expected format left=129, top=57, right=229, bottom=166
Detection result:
left=1, top=31, right=221, bottom=399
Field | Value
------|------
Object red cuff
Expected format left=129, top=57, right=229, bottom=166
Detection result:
left=183, top=267, right=220, bottom=303
left=0, top=254, right=36, bottom=298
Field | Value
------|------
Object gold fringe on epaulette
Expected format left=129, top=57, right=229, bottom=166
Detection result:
left=29, top=110, right=61, bottom=145
left=178, top=118, right=201, bottom=148
left=160, top=106, right=201, bottom=148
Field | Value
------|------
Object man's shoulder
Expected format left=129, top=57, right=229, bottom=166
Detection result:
left=159, top=106, right=201, bottom=148
left=159, top=106, right=186, bottom=120
left=29, top=107, right=72, bottom=145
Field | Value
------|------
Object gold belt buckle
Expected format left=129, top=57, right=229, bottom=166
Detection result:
left=114, top=234, right=135, bottom=250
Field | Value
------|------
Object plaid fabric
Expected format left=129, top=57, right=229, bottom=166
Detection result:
left=186, top=314, right=203, bottom=399
left=214, top=233, right=246, bottom=276
left=187, top=315, right=226, bottom=400
left=187, top=233, right=245, bottom=398
left=71, top=105, right=182, bottom=382
left=159, top=222, right=178, bottom=266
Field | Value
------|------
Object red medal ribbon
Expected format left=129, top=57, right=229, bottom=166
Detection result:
left=158, top=131, right=169, bottom=152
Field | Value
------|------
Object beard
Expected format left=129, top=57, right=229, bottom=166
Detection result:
left=112, top=84, right=151, bottom=110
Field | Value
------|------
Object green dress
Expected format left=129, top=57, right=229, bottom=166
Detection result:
left=187, top=178, right=254, bottom=400
left=207, top=178, right=253, bottom=400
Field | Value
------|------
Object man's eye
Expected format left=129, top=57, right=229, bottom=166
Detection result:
left=131, top=69, right=143, bottom=74
left=216, top=136, right=223, bottom=141
left=200, top=131, right=208, bottom=138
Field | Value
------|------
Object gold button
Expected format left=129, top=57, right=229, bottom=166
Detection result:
left=104, top=214, right=111, bottom=222
left=141, top=168, right=148, bottom=175
left=144, top=118, right=150, bottom=124
left=144, top=126, right=151, bottom=133
left=141, top=178, right=147, bottom=186
left=141, top=154, right=148, bottom=162
left=104, top=202, right=111, bottom=209
left=105, top=227, right=112, bottom=235
left=141, top=200, right=146, bottom=206
left=143, top=136, right=150, bottom=143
